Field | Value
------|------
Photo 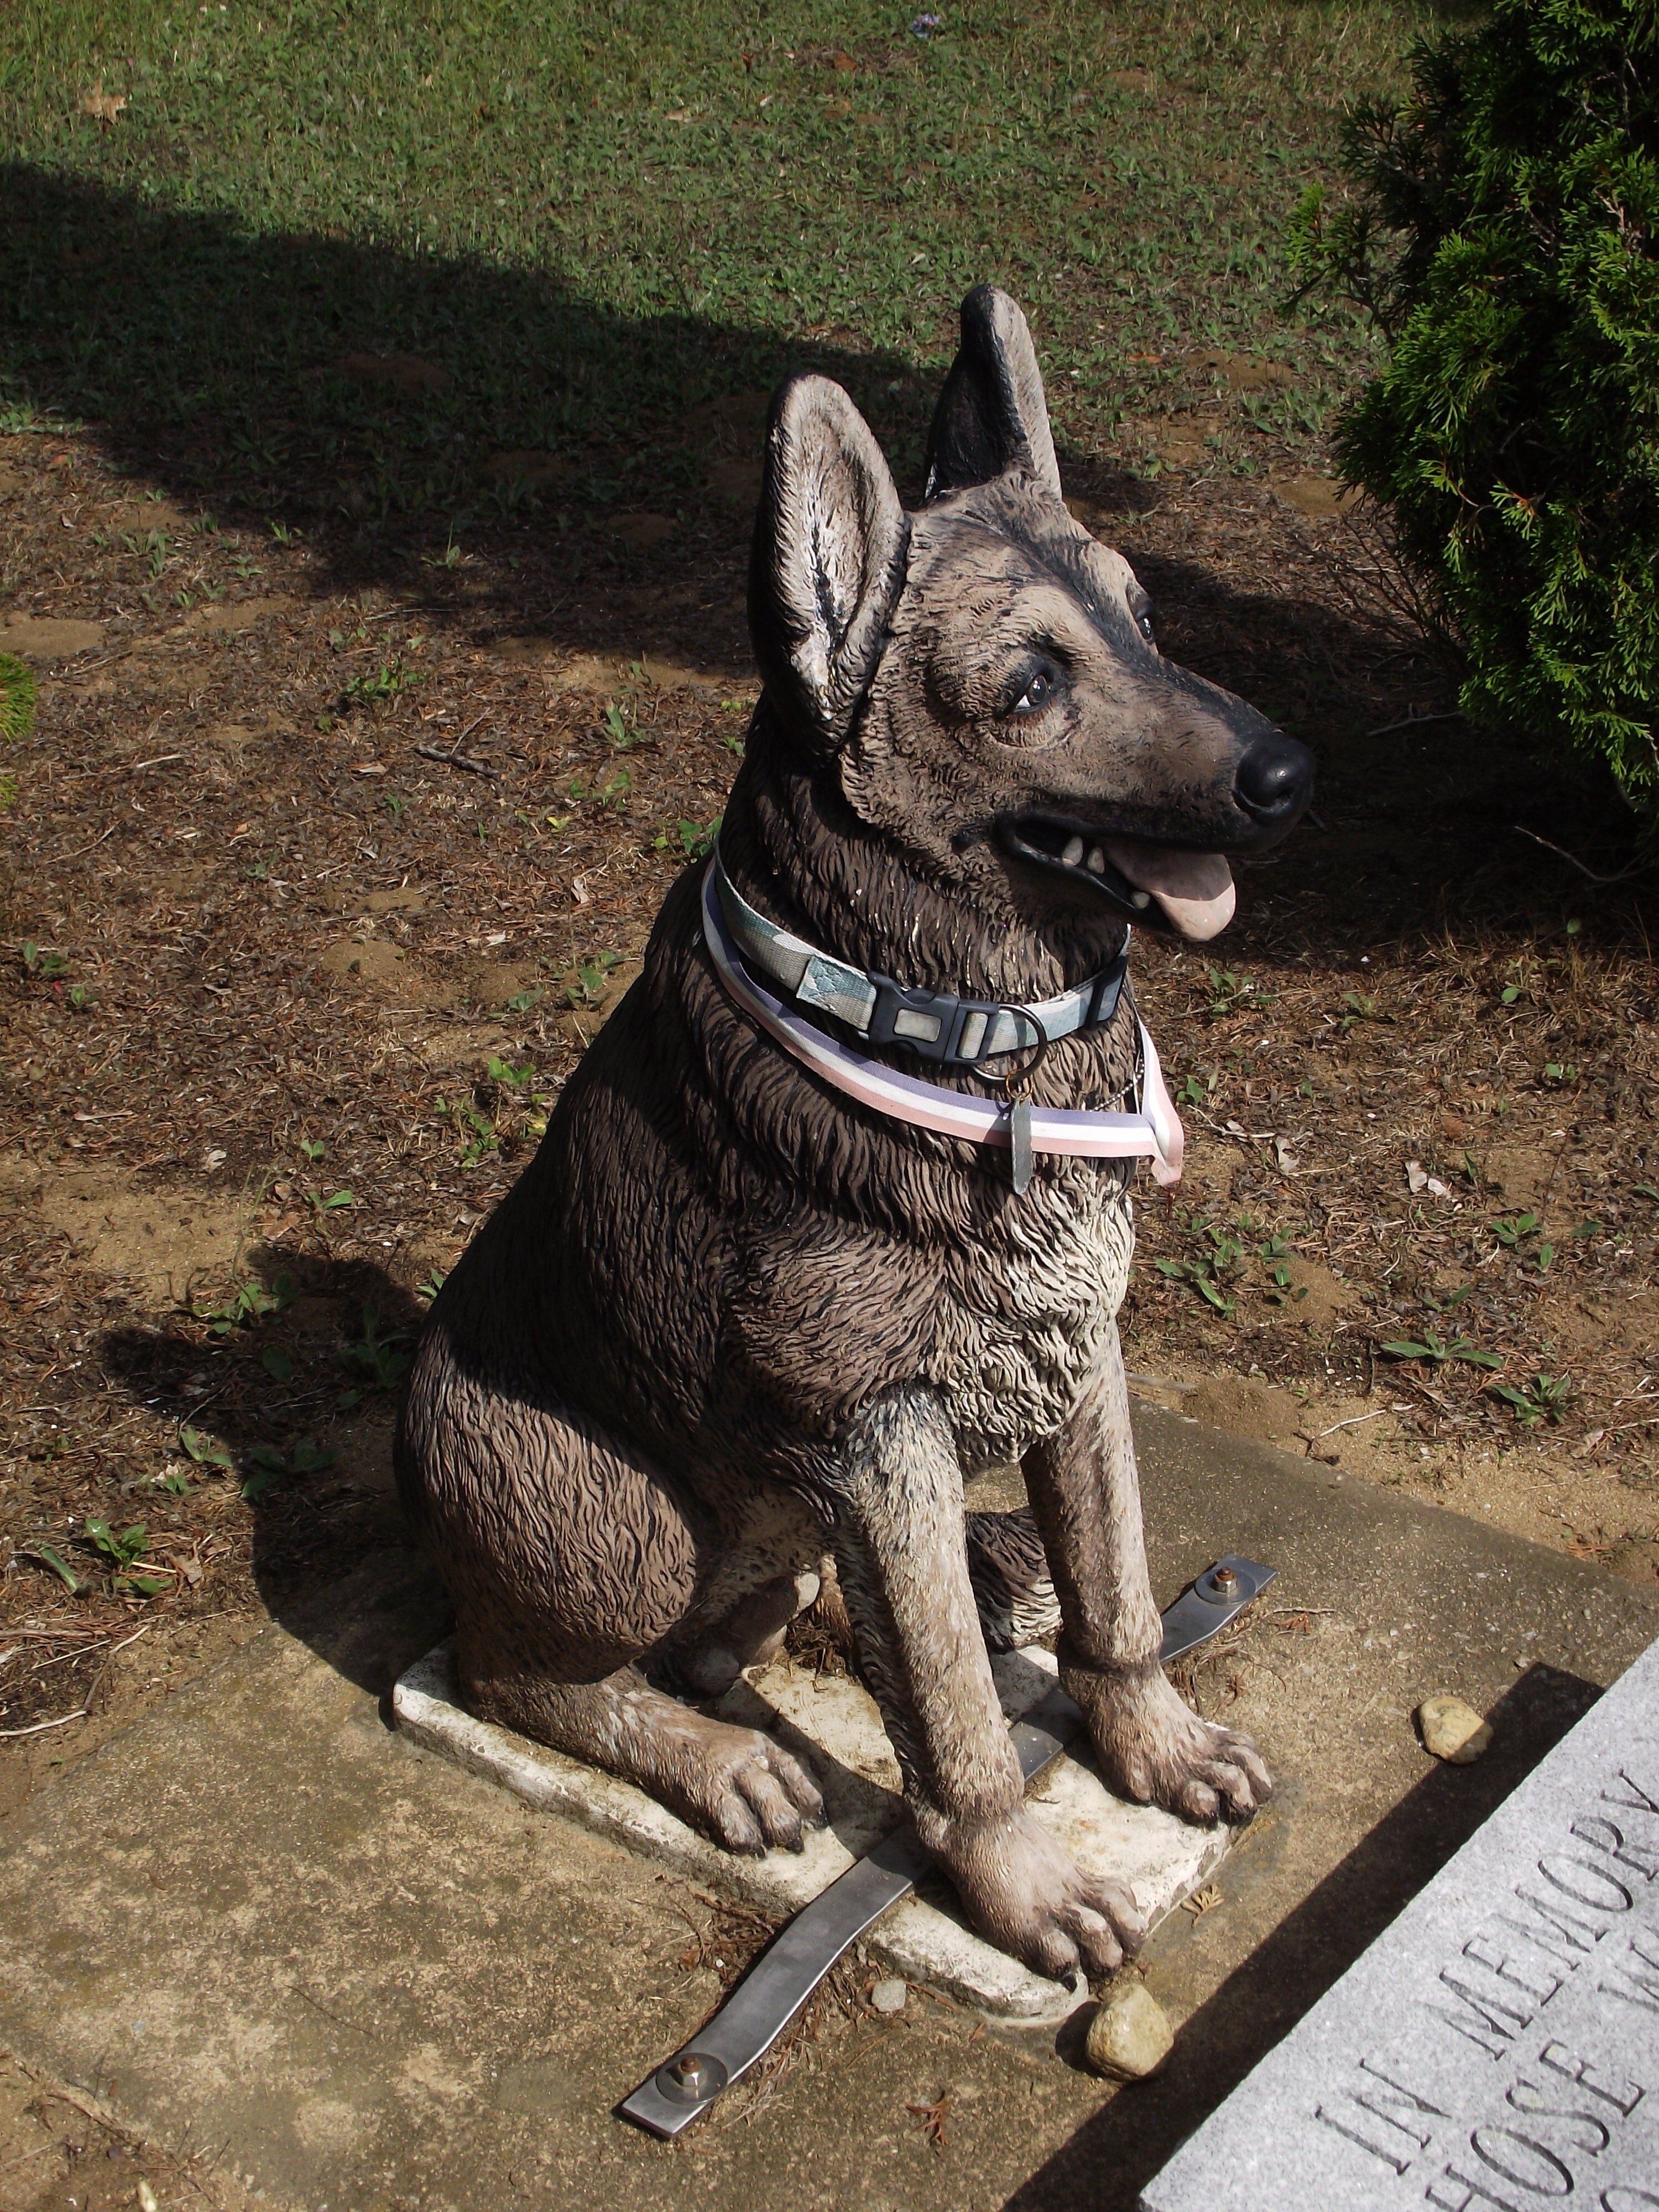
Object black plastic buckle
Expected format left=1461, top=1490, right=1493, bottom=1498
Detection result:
left=866, top=975, right=1038, bottom=1066
left=864, top=949, right=1130, bottom=1067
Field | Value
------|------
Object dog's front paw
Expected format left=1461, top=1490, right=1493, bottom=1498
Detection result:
left=661, top=1718, right=826, bottom=1856
left=1071, top=1665, right=1271, bottom=1825
left=917, top=1807, right=1145, bottom=1983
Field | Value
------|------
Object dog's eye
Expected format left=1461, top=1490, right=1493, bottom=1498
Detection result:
left=1011, top=665, right=1058, bottom=715
left=1136, top=608, right=1156, bottom=643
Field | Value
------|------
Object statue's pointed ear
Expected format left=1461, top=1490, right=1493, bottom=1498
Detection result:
left=748, top=375, right=910, bottom=750
left=923, top=285, right=1062, bottom=502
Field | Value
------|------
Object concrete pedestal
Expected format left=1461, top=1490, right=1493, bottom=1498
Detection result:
left=393, top=1637, right=1229, bottom=2021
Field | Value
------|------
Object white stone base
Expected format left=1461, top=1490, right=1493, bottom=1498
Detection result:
left=393, top=1641, right=1228, bottom=2022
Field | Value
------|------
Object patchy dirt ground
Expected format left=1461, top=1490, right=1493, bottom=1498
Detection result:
left=0, top=2042, right=257, bottom=2212
left=2, top=397, right=1656, bottom=1823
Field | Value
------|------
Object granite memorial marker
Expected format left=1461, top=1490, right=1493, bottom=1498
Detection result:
left=1141, top=1636, right=1659, bottom=2210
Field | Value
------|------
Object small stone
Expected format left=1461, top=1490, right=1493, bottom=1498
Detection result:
left=1417, top=1693, right=1493, bottom=1764
left=869, top=1976, right=907, bottom=2014
left=1085, top=1981, right=1174, bottom=2081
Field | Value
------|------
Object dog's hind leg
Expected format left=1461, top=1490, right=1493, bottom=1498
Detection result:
left=398, top=1343, right=825, bottom=1855
left=1022, top=1322, right=1272, bottom=1824
left=964, top=1507, right=1062, bottom=1651
left=653, top=1490, right=828, bottom=1697
left=463, top=1658, right=823, bottom=1854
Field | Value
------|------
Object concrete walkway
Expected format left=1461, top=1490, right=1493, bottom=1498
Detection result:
left=2, top=1407, right=1655, bottom=2212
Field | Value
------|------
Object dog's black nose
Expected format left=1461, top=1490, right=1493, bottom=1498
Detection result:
left=1234, top=732, right=1313, bottom=827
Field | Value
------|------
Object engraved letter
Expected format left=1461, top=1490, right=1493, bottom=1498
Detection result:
left=1312, top=2106, right=1411, bottom=2174
left=1572, top=1814, right=1659, bottom=1884
left=1313, top=2057, right=1451, bottom=2169
left=1463, top=1934, right=1564, bottom=2009
left=1538, top=2039, right=1645, bottom=2118
left=1500, top=1891, right=1606, bottom=1970
left=1469, top=2126, right=1574, bottom=2195
left=1430, top=1970, right=1533, bottom=2059
left=1600, top=1768, right=1659, bottom=1820
left=1350, top=2057, right=1450, bottom=2146
left=1600, top=1924, right=1659, bottom=2018
left=1537, top=1854, right=1635, bottom=1915
left=1505, top=2077, right=1611, bottom=2154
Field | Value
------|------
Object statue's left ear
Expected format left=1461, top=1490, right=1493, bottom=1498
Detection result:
left=924, top=285, right=1062, bottom=502
left=748, top=373, right=910, bottom=752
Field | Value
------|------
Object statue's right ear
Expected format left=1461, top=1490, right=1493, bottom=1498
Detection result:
left=748, top=374, right=910, bottom=753
left=924, top=285, right=1062, bottom=502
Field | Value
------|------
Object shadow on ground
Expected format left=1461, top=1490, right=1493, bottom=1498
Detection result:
left=1, top=160, right=936, bottom=562
left=8, top=159, right=1651, bottom=943
left=98, top=1243, right=450, bottom=1693
left=2, top=160, right=1392, bottom=703
left=1009, top=1660, right=1605, bottom=2212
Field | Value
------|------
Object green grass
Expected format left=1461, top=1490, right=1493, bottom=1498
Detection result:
left=0, top=1, right=1439, bottom=526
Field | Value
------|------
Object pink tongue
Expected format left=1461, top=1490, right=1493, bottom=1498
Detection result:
left=1105, top=843, right=1236, bottom=939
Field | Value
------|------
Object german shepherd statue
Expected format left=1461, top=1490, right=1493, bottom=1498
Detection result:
left=397, top=287, right=1312, bottom=1983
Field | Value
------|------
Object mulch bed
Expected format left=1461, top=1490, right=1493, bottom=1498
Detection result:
left=3, top=412, right=1655, bottom=1778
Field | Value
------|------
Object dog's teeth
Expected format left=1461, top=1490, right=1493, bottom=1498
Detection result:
left=1061, top=836, right=1084, bottom=867
left=1087, top=847, right=1105, bottom=874
left=1130, top=890, right=1152, bottom=909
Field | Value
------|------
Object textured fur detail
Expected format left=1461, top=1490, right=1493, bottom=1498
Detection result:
left=965, top=1509, right=1063, bottom=1652
left=395, top=287, right=1304, bottom=1981
left=749, top=375, right=911, bottom=748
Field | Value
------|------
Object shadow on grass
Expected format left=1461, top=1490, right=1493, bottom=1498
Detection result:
left=6, top=159, right=1649, bottom=942
left=0, top=159, right=936, bottom=557
left=1, top=159, right=1395, bottom=689
left=1006, top=1661, right=1606, bottom=2212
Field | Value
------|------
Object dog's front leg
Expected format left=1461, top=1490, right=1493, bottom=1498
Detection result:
left=830, top=1387, right=1142, bottom=1983
left=1024, top=1324, right=1272, bottom=1824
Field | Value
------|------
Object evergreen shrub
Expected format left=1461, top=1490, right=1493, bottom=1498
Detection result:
left=1291, top=0, right=1659, bottom=826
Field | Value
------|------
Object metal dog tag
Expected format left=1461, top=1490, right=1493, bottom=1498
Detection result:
left=619, top=1553, right=1274, bottom=2138
left=1008, top=1095, right=1034, bottom=1193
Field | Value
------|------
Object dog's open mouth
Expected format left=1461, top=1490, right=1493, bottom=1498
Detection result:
left=999, top=816, right=1237, bottom=940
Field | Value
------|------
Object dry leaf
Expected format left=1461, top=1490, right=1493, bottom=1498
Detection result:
left=570, top=873, right=590, bottom=906
left=1406, top=1160, right=1428, bottom=1194
left=80, top=79, right=127, bottom=125
left=906, top=2092, right=950, bottom=2152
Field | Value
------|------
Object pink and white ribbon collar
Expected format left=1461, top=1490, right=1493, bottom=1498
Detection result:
left=699, top=860, right=1183, bottom=1185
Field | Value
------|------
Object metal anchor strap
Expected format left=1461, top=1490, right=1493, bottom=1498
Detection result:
left=620, top=1554, right=1275, bottom=2137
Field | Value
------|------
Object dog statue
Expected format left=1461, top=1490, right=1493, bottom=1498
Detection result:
left=397, top=287, right=1313, bottom=1983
